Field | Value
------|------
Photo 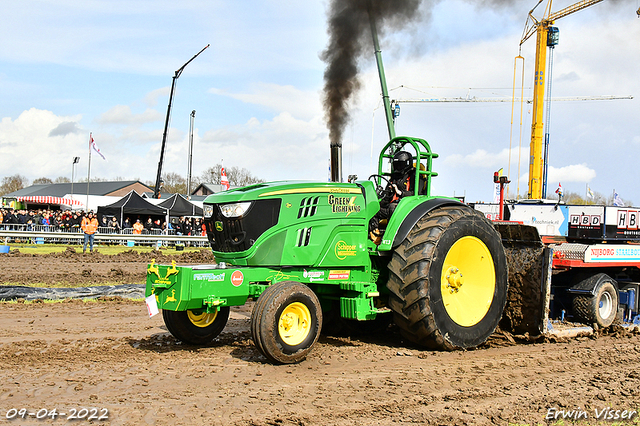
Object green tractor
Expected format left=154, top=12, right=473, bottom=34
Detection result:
left=145, top=13, right=515, bottom=364
left=146, top=135, right=510, bottom=363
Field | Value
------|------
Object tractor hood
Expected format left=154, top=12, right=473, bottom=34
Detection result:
left=202, top=180, right=380, bottom=267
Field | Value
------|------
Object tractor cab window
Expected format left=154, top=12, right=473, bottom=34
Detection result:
left=369, top=150, right=425, bottom=244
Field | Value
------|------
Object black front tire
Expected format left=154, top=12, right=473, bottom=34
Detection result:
left=251, top=281, right=322, bottom=364
left=387, top=205, right=508, bottom=350
left=163, top=307, right=230, bottom=345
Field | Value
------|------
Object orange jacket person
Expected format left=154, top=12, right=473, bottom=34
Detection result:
left=81, top=212, right=99, bottom=253
left=132, top=219, right=144, bottom=235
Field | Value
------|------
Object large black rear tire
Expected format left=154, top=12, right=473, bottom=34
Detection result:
left=387, top=205, right=508, bottom=350
left=163, top=307, right=230, bottom=345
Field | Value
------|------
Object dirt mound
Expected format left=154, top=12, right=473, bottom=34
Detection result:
left=0, top=249, right=215, bottom=287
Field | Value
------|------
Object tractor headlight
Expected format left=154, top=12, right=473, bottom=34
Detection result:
left=220, top=202, right=252, bottom=218
left=203, top=204, right=214, bottom=218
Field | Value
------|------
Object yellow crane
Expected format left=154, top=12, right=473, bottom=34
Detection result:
left=520, top=0, right=604, bottom=199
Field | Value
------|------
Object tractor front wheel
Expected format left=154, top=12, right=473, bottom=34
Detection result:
left=387, top=205, right=508, bottom=350
left=251, top=281, right=322, bottom=364
left=163, top=307, right=230, bottom=345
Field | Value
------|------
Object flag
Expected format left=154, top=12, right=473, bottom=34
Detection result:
left=587, top=186, right=594, bottom=199
left=221, top=167, right=230, bottom=191
left=555, top=182, right=563, bottom=197
left=614, top=192, right=624, bottom=207
left=90, top=135, right=106, bottom=160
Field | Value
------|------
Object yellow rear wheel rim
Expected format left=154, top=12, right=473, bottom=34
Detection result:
left=441, top=236, right=495, bottom=327
left=278, top=302, right=311, bottom=346
left=187, top=309, right=218, bottom=328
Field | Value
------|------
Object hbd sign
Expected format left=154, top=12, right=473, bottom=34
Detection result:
left=617, top=210, right=639, bottom=230
left=570, top=214, right=602, bottom=227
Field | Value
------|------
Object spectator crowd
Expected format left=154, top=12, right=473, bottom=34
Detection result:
left=0, top=207, right=206, bottom=236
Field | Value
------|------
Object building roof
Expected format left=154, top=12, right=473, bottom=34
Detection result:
left=4, top=181, right=152, bottom=198
left=191, top=183, right=239, bottom=196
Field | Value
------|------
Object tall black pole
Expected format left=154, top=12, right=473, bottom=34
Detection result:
left=187, top=110, right=196, bottom=198
left=153, top=44, right=209, bottom=198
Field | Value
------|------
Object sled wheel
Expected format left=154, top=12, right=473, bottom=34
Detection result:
left=251, top=281, right=322, bottom=364
left=573, top=275, right=618, bottom=328
left=162, top=307, right=230, bottom=345
left=387, top=205, right=508, bottom=350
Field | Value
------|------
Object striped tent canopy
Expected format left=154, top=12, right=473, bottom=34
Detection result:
left=16, top=196, right=84, bottom=207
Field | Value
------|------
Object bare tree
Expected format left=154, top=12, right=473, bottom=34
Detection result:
left=542, top=189, right=632, bottom=206
left=54, top=176, right=71, bottom=183
left=32, top=177, right=54, bottom=185
left=0, top=174, right=29, bottom=196
left=161, top=172, right=187, bottom=195
left=199, top=164, right=264, bottom=187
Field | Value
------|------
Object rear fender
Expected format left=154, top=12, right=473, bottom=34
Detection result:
left=377, top=197, right=464, bottom=251
left=567, top=273, right=618, bottom=297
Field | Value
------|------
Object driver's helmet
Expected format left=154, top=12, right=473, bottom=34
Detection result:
left=392, top=151, right=412, bottom=173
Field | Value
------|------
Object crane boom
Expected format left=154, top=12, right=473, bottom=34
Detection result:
left=520, top=0, right=605, bottom=199
left=549, top=0, right=604, bottom=21
left=392, top=95, right=632, bottom=103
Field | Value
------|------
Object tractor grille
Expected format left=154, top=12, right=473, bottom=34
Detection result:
left=296, top=227, right=312, bottom=247
left=298, top=196, right=319, bottom=218
left=205, top=199, right=281, bottom=253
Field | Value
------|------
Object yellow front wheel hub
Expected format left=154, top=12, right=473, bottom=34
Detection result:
left=278, top=302, right=311, bottom=346
left=441, top=236, right=495, bottom=327
left=187, top=310, right=219, bottom=328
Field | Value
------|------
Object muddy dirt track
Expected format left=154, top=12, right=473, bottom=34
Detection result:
left=1, top=251, right=640, bottom=425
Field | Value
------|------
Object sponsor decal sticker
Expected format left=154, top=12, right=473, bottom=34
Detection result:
left=165, top=288, right=177, bottom=303
left=231, top=270, right=244, bottom=287
left=584, top=244, right=640, bottom=262
left=303, top=269, right=325, bottom=282
left=335, top=240, right=357, bottom=260
left=328, top=195, right=361, bottom=216
left=328, top=270, right=350, bottom=280
left=194, top=272, right=226, bottom=282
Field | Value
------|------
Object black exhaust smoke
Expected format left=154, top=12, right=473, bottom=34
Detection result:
left=321, top=0, right=423, bottom=182
left=321, top=0, right=520, bottom=182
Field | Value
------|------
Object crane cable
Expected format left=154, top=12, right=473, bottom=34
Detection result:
left=509, top=55, right=526, bottom=200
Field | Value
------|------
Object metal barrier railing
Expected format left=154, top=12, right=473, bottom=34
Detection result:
left=0, top=228, right=208, bottom=247
left=0, top=224, right=205, bottom=235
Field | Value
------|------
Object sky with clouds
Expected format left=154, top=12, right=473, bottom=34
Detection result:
left=0, top=0, right=638, bottom=203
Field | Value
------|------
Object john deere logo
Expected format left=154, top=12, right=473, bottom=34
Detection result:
left=335, top=240, right=356, bottom=260
left=215, top=221, right=223, bottom=231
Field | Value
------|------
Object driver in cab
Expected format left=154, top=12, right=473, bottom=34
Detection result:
left=369, top=150, right=417, bottom=244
